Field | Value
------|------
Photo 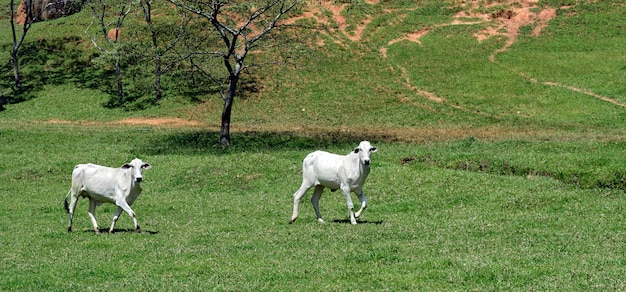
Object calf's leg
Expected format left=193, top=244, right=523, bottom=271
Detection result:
left=290, top=182, right=313, bottom=224
left=310, top=185, right=325, bottom=223
left=109, top=207, right=124, bottom=233
left=354, top=190, right=367, bottom=218
left=341, top=186, right=357, bottom=225
left=87, top=199, right=100, bottom=234
left=66, top=190, right=79, bottom=232
left=110, top=200, right=140, bottom=233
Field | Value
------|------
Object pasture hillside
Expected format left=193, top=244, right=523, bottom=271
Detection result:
left=1, top=0, right=626, bottom=290
left=0, top=0, right=624, bottom=140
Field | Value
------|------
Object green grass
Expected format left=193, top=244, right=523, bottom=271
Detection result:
left=2, top=126, right=626, bottom=290
left=2, top=0, right=626, bottom=290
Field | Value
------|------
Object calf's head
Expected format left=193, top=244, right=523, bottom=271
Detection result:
left=122, top=158, right=152, bottom=182
left=353, top=141, right=377, bottom=166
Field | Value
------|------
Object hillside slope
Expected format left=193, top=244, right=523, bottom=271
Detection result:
left=1, top=0, right=625, bottom=142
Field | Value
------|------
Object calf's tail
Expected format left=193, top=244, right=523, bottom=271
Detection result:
left=64, top=190, right=71, bottom=213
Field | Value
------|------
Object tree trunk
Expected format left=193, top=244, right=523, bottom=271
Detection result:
left=10, top=0, right=24, bottom=89
left=220, top=74, right=238, bottom=148
left=155, top=55, right=162, bottom=101
left=11, top=49, right=21, bottom=89
left=142, top=0, right=162, bottom=102
left=115, top=56, right=124, bottom=103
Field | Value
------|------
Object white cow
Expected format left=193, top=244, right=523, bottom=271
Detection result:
left=289, top=141, right=377, bottom=225
left=64, top=158, right=152, bottom=234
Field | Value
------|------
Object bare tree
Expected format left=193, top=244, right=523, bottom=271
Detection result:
left=85, top=0, right=132, bottom=103
left=139, top=0, right=187, bottom=101
left=166, top=0, right=301, bottom=147
left=10, top=0, right=38, bottom=89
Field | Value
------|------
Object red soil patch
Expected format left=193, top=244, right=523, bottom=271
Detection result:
left=115, top=118, right=203, bottom=126
left=462, top=0, right=558, bottom=62
left=283, top=1, right=372, bottom=43
left=388, top=28, right=430, bottom=46
left=107, top=29, right=121, bottom=42
left=379, top=0, right=559, bottom=62
left=15, top=1, right=28, bottom=24
left=45, top=118, right=204, bottom=127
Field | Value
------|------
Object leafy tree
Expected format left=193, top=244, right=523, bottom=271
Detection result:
left=166, top=0, right=301, bottom=147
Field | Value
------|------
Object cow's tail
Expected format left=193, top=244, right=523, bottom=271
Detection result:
left=64, top=190, right=71, bottom=213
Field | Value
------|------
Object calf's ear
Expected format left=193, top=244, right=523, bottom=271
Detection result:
left=142, top=163, right=152, bottom=170
left=122, top=163, right=133, bottom=169
left=354, top=148, right=360, bottom=153
left=370, top=147, right=378, bottom=153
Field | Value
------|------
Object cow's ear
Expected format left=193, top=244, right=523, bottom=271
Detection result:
left=354, top=148, right=360, bottom=153
left=142, top=163, right=152, bottom=170
left=122, top=163, right=132, bottom=169
left=370, top=147, right=378, bottom=153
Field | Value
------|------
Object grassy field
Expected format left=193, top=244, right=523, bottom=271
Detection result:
left=3, top=125, right=626, bottom=290
left=2, top=0, right=626, bottom=290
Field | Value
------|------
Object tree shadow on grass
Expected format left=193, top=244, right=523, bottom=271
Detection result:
left=0, top=36, right=113, bottom=105
left=137, top=129, right=384, bottom=156
left=0, top=36, right=211, bottom=110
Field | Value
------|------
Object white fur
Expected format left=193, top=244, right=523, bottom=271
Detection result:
left=290, top=141, right=377, bottom=225
left=64, top=158, right=152, bottom=233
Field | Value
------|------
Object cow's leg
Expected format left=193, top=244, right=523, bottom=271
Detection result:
left=87, top=199, right=100, bottom=234
left=66, top=190, right=79, bottom=232
left=109, top=207, right=124, bottom=234
left=111, top=200, right=139, bottom=233
left=311, top=185, right=325, bottom=223
left=289, top=181, right=313, bottom=224
left=341, top=186, right=357, bottom=225
left=354, top=189, right=367, bottom=219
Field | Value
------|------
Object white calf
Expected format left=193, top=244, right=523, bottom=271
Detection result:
left=64, top=158, right=152, bottom=234
left=289, top=141, right=377, bottom=225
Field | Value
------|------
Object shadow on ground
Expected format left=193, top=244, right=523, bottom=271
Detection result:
left=332, top=219, right=384, bottom=225
left=137, top=130, right=384, bottom=155
left=80, top=228, right=159, bottom=235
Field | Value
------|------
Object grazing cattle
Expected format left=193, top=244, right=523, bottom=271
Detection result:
left=289, top=141, right=377, bottom=225
left=64, top=158, right=152, bottom=234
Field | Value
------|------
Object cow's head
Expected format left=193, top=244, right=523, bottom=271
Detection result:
left=353, top=141, right=377, bottom=166
left=122, top=158, right=152, bottom=183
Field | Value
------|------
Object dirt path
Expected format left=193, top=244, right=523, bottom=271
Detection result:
left=41, top=117, right=590, bottom=144
left=541, top=81, right=626, bottom=108
left=45, top=118, right=204, bottom=127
